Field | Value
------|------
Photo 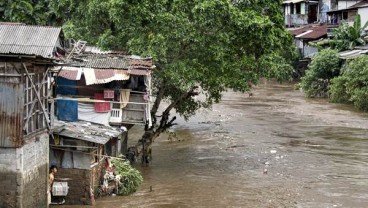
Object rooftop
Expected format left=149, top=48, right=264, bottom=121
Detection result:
left=0, top=23, right=63, bottom=58
left=289, top=24, right=328, bottom=40
left=53, top=120, right=124, bottom=144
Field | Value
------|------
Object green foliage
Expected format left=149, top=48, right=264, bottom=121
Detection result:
left=2, top=0, right=296, bottom=120
left=330, top=15, right=368, bottom=51
left=111, top=159, right=143, bottom=196
left=300, top=49, right=340, bottom=97
left=0, top=0, right=57, bottom=25
left=49, top=0, right=295, bottom=119
left=329, top=56, right=368, bottom=111
left=329, top=76, right=350, bottom=103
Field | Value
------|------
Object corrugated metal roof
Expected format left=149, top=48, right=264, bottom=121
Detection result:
left=290, top=24, right=327, bottom=40
left=58, top=67, right=82, bottom=80
left=0, top=24, right=62, bottom=58
left=128, top=69, right=151, bottom=75
left=84, top=46, right=127, bottom=55
left=0, top=82, right=24, bottom=148
left=94, top=69, right=115, bottom=79
left=53, top=120, right=123, bottom=144
left=84, top=46, right=112, bottom=54
left=339, top=49, right=368, bottom=59
left=85, top=58, right=129, bottom=69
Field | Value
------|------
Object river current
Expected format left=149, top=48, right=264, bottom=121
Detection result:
left=61, top=81, right=368, bottom=208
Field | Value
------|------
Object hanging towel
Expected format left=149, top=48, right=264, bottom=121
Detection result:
left=120, top=89, right=130, bottom=109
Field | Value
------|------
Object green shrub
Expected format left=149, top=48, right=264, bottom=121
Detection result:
left=329, top=76, right=350, bottom=103
left=111, top=159, right=143, bottom=195
left=300, top=49, right=340, bottom=97
left=329, top=55, right=368, bottom=111
left=351, top=87, right=368, bottom=111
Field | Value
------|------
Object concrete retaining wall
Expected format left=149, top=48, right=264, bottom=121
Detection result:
left=0, top=132, right=49, bottom=208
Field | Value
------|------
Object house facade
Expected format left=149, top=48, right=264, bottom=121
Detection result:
left=53, top=51, right=154, bottom=127
left=289, top=24, right=328, bottom=57
left=328, top=0, right=368, bottom=27
left=48, top=45, right=154, bottom=205
left=283, top=0, right=320, bottom=26
left=0, top=23, right=64, bottom=207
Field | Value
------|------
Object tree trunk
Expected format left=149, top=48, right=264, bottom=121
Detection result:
left=133, top=86, right=199, bottom=166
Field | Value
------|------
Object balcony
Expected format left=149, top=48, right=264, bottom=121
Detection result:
left=109, top=93, right=149, bottom=126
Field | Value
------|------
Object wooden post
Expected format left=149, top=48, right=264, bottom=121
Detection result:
left=22, top=63, right=52, bottom=132
left=50, top=99, right=54, bottom=128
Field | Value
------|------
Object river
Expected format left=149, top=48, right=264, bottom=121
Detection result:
left=64, top=81, right=368, bottom=208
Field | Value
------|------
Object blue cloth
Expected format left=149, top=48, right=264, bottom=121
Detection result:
left=57, top=99, right=78, bottom=122
left=56, top=77, right=77, bottom=95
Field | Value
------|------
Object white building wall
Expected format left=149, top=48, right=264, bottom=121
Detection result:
left=358, top=7, right=368, bottom=29
left=338, top=0, right=359, bottom=10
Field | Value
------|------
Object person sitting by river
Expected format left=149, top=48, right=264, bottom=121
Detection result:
left=49, top=165, right=57, bottom=204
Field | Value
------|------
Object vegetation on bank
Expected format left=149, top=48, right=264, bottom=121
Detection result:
left=330, top=56, right=368, bottom=111
left=300, top=15, right=368, bottom=112
left=111, top=159, right=143, bottom=195
left=300, top=49, right=340, bottom=98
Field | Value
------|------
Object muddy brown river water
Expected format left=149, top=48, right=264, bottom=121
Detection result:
left=60, top=82, right=368, bottom=208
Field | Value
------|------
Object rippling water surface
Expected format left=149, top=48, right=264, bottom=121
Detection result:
left=60, top=82, right=368, bottom=208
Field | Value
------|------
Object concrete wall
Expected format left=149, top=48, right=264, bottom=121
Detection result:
left=55, top=159, right=106, bottom=205
left=56, top=168, right=92, bottom=205
left=0, top=132, right=49, bottom=208
left=358, top=7, right=368, bottom=29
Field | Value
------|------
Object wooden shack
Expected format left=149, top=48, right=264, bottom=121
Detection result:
left=53, top=51, right=154, bottom=127
left=0, top=23, right=64, bottom=208
left=50, top=120, right=126, bottom=205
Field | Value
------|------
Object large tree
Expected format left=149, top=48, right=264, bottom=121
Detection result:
left=2, top=0, right=295, bottom=163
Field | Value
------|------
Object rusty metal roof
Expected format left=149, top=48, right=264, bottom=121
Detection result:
left=0, top=23, right=62, bottom=58
left=57, top=67, right=82, bottom=80
left=290, top=24, right=327, bottom=40
left=127, top=69, right=151, bottom=75
left=53, top=120, right=123, bottom=144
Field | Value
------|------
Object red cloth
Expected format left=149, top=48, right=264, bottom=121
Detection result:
left=94, top=93, right=111, bottom=112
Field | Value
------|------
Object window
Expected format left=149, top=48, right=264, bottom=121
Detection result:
left=296, top=3, right=301, bottom=14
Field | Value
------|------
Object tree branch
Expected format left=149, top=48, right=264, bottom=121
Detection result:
left=151, top=80, right=165, bottom=127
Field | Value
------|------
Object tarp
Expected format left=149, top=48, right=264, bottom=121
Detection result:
left=78, top=102, right=110, bottom=126
left=56, top=77, right=77, bottom=95
left=57, top=99, right=78, bottom=122
left=83, top=68, right=130, bottom=85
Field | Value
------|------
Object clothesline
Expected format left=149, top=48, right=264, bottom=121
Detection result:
left=56, top=85, right=147, bottom=94
left=54, top=97, right=149, bottom=105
